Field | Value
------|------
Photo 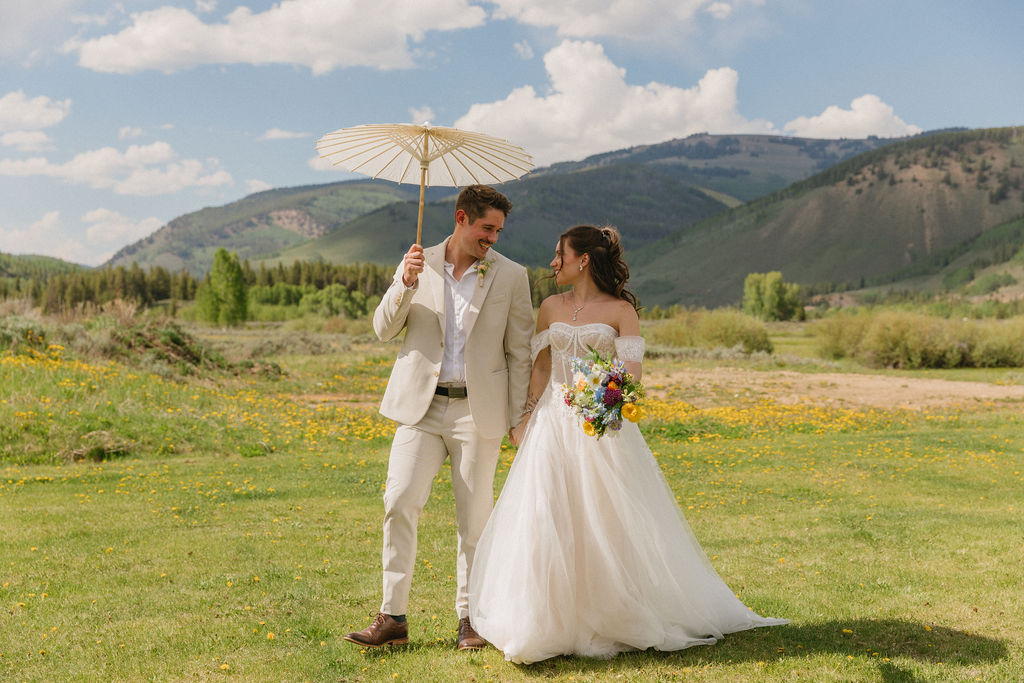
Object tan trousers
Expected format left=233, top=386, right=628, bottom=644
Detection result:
left=380, top=393, right=502, bottom=619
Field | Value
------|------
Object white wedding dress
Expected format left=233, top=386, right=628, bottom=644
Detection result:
left=468, top=322, right=787, bottom=664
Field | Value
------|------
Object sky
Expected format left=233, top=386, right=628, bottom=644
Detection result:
left=1, top=0, right=1022, bottom=266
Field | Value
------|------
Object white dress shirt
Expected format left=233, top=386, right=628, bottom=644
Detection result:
left=439, top=260, right=480, bottom=383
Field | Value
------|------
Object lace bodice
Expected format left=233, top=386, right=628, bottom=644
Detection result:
left=531, top=322, right=645, bottom=387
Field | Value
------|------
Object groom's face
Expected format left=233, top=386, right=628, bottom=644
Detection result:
left=454, top=207, right=505, bottom=262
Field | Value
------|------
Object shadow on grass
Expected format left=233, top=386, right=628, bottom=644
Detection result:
left=510, top=619, right=1007, bottom=679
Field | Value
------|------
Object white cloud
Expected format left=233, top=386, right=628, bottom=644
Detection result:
left=245, top=179, right=273, bottom=194
left=783, top=94, right=922, bottom=139
left=66, top=0, right=487, bottom=75
left=409, top=107, right=435, bottom=125
left=83, top=208, right=163, bottom=246
left=259, top=128, right=307, bottom=141
left=195, top=0, right=217, bottom=12
left=0, top=210, right=60, bottom=254
left=0, top=211, right=90, bottom=264
left=309, top=154, right=336, bottom=172
left=514, top=40, right=534, bottom=60
left=2, top=130, right=54, bottom=152
left=115, top=158, right=233, bottom=196
left=454, top=40, right=774, bottom=166
left=0, top=0, right=79, bottom=58
left=0, top=90, right=71, bottom=131
left=119, top=126, right=144, bottom=140
left=707, top=2, right=733, bottom=19
left=68, top=7, right=124, bottom=35
left=309, top=154, right=361, bottom=177
left=0, top=208, right=164, bottom=265
left=489, top=0, right=767, bottom=40
left=0, top=141, right=233, bottom=195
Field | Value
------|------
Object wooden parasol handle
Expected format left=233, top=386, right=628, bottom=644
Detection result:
left=415, top=132, right=430, bottom=245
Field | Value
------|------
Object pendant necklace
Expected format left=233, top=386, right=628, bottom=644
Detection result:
left=570, top=291, right=585, bottom=321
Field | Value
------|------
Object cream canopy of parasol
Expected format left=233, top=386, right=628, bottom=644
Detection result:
left=315, top=123, right=534, bottom=244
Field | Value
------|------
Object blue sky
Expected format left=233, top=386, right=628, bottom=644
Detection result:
left=2, top=0, right=1021, bottom=266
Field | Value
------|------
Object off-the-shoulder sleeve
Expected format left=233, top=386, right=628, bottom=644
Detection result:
left=530, top=329, right=551, bottom=363
left=614, top=335, right=645, bottom=362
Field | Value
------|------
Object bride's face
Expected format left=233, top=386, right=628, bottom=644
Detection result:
left=551, top=239, right=584, bottom=286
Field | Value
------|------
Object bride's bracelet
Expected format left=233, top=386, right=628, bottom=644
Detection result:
left=523, top=396, right=538, bottom=416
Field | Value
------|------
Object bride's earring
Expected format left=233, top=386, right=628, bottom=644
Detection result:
left=578, top=264, right=583, bottom=271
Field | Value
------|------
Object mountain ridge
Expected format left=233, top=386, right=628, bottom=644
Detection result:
left=630, top=127, right=1024, bottom=306
left=105, top=132, right=900, bottom=277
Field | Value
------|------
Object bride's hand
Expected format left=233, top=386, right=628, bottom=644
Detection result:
left=510, top=420, right=528, bottom=446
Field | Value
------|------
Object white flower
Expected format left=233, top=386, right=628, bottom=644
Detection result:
left=477, top=257, right=495, bottom=286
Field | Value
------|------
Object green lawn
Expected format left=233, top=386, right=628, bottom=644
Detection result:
left=2, top=332, right=1022, bottom=681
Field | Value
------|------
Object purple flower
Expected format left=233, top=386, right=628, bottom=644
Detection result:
left=602, top=388, right=622, bottom=406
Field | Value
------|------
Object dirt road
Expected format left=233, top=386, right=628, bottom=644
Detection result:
left=648, top=367, right=1024, bottom=410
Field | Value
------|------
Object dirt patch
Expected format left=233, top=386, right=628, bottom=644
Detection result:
left=292, top=393, right=379, bottom=411
left=647, top=367, right=1024, bottom=410
left=270, top=209, right=327, bottom=238
left=292, top=371, right=1024, bottom=413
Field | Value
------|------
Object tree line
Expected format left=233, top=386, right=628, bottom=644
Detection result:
left=2, top=249, right=565, bottom=321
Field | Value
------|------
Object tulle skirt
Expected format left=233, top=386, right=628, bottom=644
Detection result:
left=468, top=388, right=787, bottom=664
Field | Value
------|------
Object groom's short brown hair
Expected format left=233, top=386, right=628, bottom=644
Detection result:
left=456, top=184, right=512, bottom=222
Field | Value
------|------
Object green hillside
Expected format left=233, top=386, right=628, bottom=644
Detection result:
left=106, top=181, right=437, bottom=275
left=537, top=133, right=898, bottom=202
left=631, top=127, right=1024, bottom=307
left=267, top=164, right=729, bottom=269
left=1, top=251, right=86, bottom=278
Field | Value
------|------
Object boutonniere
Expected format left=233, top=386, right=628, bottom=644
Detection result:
left=477, top=257, right=494, bottom=286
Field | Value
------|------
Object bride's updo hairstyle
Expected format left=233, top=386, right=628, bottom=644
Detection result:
left=561, top=225, right=640, bottom=310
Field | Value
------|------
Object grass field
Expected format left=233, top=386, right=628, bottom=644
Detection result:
left=2, top=323, right=1023, bottom=681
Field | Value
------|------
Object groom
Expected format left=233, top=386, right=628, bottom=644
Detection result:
left=344, top=184, right=534, bottom=650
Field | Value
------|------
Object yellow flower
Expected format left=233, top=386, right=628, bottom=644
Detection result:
left=582, top=422, right=596, bottom=437
left=622, top=403, right=642, bottom=422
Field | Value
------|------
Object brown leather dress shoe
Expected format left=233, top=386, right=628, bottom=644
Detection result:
left=457, top=617, right=486, bottom=650
left=343, top=613, right=408, bottom=648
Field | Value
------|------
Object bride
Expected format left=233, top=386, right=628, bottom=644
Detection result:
left=468, top=225, right=787, bottom=664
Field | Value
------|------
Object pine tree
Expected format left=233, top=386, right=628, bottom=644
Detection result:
left=196, top=249, right=249, bottom=326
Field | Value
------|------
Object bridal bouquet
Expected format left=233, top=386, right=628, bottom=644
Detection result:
left=562, top=347, right=644, bottom=439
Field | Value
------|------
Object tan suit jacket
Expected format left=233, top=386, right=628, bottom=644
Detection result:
left=373, top=238, right=534, bottom=439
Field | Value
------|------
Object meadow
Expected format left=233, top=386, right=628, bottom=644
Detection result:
left=2, top=316, right=1023, bottom=682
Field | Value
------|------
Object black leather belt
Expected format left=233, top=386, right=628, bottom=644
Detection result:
left=435, top=385, right=468, bottom=399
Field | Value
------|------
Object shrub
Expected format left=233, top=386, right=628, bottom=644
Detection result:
left=696, top=309, right=773, bottom=353
left=941, top=266, right=974, bottom=291
left=0, top=315, right=52, bottom=356
left=858, top=311, right=967, bottom=368
left=813, top=310, right=1024, bottom=368
left=811, top=310, right=871, bottom=360
left=966, top=272, right=1017, bottom=296
left=642, top=309, right=702, bottom=348
left=644, top=308, right=772, bottom=354
left=971, top=318, right=1024, bottom=366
